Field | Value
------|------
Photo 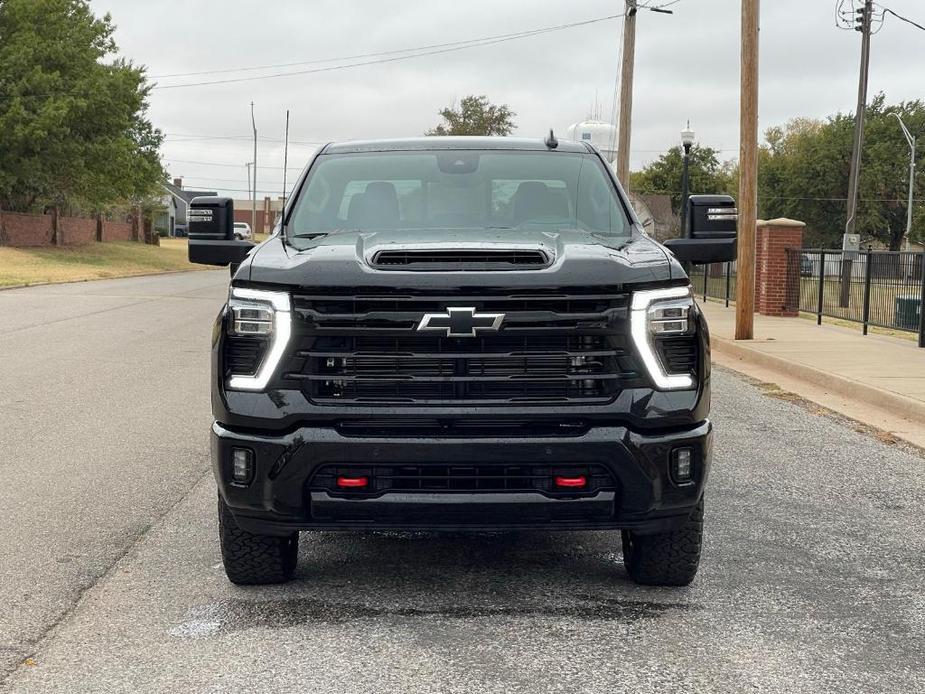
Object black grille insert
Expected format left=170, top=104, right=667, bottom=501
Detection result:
left=372, top=249, right=549, bottom=270
left=284, top=290, right=637, bottom=404
left=310, top=463, right=616, bottom=497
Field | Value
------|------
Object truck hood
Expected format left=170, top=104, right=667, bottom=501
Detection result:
left=242, top=228, right=680, bottom=290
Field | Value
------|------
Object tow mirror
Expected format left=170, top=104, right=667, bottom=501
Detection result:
left=663, top=195, right=738, bottom=264
left=188, top=197, right=255, bottom=266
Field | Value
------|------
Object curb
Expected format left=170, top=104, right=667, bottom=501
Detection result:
left=711, top=335, right=925, bottom=426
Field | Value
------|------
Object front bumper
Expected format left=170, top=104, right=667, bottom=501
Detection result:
left=213, top=420, right=712, bottom=535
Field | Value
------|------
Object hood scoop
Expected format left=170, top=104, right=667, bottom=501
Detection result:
left=371, top=248, right=551, bottom=271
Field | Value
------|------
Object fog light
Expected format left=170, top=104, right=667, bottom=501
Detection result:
left=231, top=448, right=254, bottom=485
left=671, top=448, right=694, bottom=485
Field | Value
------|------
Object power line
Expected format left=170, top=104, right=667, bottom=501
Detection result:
left=149, top=14, right=623, bottom=80
left=164, top=157, right=302, bottom=170
left=163, top=132, right=325, bottom=146
left=152, top=13, right=626, bottom=90
left=882, top=7, right=925, bottom=32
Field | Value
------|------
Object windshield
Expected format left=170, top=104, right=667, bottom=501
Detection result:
left=286, top=150, right=632, bottom=244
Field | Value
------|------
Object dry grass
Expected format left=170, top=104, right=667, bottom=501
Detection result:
left=0, top=238, right=203, bottom=288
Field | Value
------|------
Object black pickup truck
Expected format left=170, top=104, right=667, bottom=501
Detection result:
left=188, top=136, right=737, bottom=587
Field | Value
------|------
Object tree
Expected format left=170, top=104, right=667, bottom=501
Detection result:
left=0, top=0, right=164, bottom=214
left=426, top=95, right=516, bottom=136
left=630, top=145, right=735, bottom=215
left=757, top=96, right=925, bottom=249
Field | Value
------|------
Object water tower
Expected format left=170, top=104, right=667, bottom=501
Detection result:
left=566, top=118, right=618, bottom=164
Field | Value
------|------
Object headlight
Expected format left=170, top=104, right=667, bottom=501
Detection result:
left=226, top=287, right=292, bottom=391
left=630, top=286, right=696, bottom=391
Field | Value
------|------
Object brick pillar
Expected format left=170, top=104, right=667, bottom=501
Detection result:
left=755, top=218, right=805, bottom=317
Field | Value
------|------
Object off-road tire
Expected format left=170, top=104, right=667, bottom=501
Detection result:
left=218, top=496, right=298, bottom=585
left=622, top=498, right=704, bottom=586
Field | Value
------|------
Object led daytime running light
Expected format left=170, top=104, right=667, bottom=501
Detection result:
left=630, top=286, right=695, bottom=391
left=227, top=287, right=292, bottom=391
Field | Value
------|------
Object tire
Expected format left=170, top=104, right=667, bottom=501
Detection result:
left=622, top=498, right=704, bottom=586
left=218, top=496, right=298, bottom=585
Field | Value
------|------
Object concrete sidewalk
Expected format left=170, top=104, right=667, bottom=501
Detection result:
left=700, top=300, right=925, bottom=448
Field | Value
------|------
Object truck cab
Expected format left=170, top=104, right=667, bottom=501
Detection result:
left=188, top=136, right=737, bottom=587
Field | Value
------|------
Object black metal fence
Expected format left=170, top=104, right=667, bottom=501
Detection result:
left=689, top=261, right=737, bottom=307
left=688, top=249, right=925, bottom=347
left=785, top=249, right=924, bottom=338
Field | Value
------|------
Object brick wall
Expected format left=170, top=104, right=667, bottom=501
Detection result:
left=755, top=218, right=805, bottom=317
left=60, top=216, right=97, bottom=245
left=0, top=211, right=139, bottom=247
left=0, top=212, right=54, bottom=246
left=102, top=221, right=133, bottom=242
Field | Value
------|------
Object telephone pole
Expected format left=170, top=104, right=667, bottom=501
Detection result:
left=736, top=0, right=760, bottom=341
left=615, top=0, right=637, bottom=188
left=845, top=0, right=873, bottom=241
left=614, top=2, right=674, bottom=191
left=245, top=162, right=252, bottom=214
left=250, top=101, right=258, bottom=234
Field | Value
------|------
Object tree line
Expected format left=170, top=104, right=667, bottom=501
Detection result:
left=632, top=94, right=924, bottom=250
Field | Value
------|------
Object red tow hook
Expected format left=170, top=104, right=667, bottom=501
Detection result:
left=554, top=475, right=587, bottom=489
left=336, top=476, right=369, bottom=489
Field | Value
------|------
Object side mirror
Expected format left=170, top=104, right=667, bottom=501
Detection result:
left=188, top=197, right=255, bottom=266
left=663, top=195, right=738, bottom=264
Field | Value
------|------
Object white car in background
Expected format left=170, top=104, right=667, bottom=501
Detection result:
left=233, top=222, right=252, bottom=240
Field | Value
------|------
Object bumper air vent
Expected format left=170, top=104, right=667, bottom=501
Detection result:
left=224, top=337, right=267, bottom=377
left=371, top=249, right=550, bottom=270
left=656, top=336, right=698, bottom=376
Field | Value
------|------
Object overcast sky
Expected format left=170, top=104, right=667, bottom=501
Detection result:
left=88, top=0, right=924, bottom=199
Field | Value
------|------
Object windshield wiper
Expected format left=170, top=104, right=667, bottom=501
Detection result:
left=289, top=228, right=359, bottom=240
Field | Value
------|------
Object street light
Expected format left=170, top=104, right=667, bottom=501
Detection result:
left=680, top=121, right=695, bottom=237
left=890, top=113, right=916, bottom=251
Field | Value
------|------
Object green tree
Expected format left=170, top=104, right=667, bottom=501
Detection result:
left=0, top=0, right=164, bottom=213
left=757, top=95, right=925, bottom=249
left=426, top=95, right=516, bottom=136
left=630, top=145, right=735, bottom=215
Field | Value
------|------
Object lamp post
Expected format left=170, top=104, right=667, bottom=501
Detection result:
left=890, top=113, right=916, bottom=251
left=680, top=121, right=695, bottom=238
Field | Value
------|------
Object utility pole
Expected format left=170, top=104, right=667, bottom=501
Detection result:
left=614, top=2, right=674, bottom=190
left=890, top=112, right=916, bottom=250
left=250, top=101, right=258, bottom=234
left=615, top=0, right=637, bottom=189
left=845, top=0, right=873, bottom=242
left=736, top=0, right=760, bottom=341
left=281, top=109, right=290, bottom=232
left=245, top=162, right=252, bottom=216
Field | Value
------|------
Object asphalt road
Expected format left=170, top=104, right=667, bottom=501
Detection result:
left=0, top=271, right=228, bottom=678
left=1, top=272, right=924, bottom=693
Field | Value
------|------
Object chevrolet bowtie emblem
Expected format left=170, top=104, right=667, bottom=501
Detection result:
left=416, top=307, right=505, bottom=338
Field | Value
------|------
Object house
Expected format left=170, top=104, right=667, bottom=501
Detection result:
left=161, top=178, right=218, bottom=236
